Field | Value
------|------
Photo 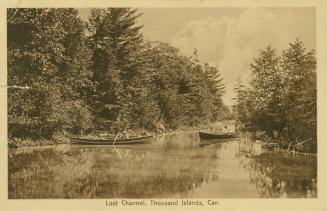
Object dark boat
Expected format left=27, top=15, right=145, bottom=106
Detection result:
left=199, top=132, right=235, bottom=140
left=70, top=136, right=153, bottom=145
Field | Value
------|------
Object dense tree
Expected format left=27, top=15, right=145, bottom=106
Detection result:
left=8, top=8, right=92, bottom=139
left=142, top=42, right=226, bottom=129
left=249, top=46, right=285, bottom=136
left=8, top=8, right=230, bottom=142
left=88, top=8, right=158, bottom=132
left=234, top=40, right=316, bottom=152
left=280, top=39, right=316, bottom=148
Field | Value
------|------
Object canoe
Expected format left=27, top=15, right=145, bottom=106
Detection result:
left=199, top=132, right=235, bottom=140
left=70, top=136, right=153, bottom=145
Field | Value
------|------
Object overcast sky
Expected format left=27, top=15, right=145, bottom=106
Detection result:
left=78, top=8, right=316, bottom=106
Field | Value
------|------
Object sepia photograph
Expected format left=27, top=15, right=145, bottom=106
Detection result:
left=6, top=7, right=318, bottom=200
left=2, top=1, right=326, bottom=209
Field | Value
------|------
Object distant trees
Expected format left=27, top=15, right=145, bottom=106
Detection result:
left=143, top=42, right=227, bottom=129
left=8, top=8, right=230, bottom=141
left=232, top=79, right=255, bottom=133
left=233, top=40, right=316, bottom=152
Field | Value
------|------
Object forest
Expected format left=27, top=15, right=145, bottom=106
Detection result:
left=7, top=8, right=317, bottom=154
left=233, top=40, right=317, bottom=153
left=7, top=8, right=231, bottom=142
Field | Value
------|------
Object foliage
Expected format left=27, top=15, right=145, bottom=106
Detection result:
left=8, top=8, right=230, bottom=141
left=233, top=40, right=316, bottom=152
left=8, top=8, right=93, bottom=139
left=142, top=42, right=226, bottom=129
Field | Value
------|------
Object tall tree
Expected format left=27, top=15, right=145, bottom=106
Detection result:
left=280, top=39, right=316, bottom=147
left=249, top=45, right=284, bottom=136
left=88, top=8, right=157, bottom=132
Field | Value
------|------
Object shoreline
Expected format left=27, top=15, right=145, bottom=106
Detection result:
left=8, top=131, right=317, bottom=157
left=8, top=120, right=234, bottom=148
left=9, top=120, right=316, bottom=156
left=259, top=141, right=317, bottom=156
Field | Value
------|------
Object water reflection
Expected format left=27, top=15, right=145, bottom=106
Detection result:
left=8, top=132, right=317, bottom=198
left=238, top=141, right=317, bottom=198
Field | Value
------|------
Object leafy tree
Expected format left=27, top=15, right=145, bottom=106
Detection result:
left=8, top=8, right=92, bottom=139
left=249, top=45, right=285, bottom=136
left=280, top=39, right=316, bottom=150
left=235, top=40, right=316, bottom=152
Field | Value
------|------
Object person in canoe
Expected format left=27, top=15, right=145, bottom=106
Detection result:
left=114, top=129, right=130, bottom=141
left=222, top=125, right=229, bottom=134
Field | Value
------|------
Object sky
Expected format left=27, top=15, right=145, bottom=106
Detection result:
left=78, top=8, right=316, bottom=106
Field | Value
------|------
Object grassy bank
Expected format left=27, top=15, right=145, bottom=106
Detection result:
left=8, top=136, right=70, bottom=148
left=249, top=132, right=317, bottom=155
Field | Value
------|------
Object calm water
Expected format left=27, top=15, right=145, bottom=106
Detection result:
left=8, top=131, right=317, bottom=198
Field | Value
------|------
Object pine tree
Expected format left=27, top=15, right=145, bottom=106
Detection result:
left=88, top=8, right=158, bottom=132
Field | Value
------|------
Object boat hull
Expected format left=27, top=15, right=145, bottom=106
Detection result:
left=199, top=132, right=235, bottom=140
left=70, top=136, right=153, bottom=145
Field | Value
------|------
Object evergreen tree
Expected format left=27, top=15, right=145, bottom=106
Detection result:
left=88, top=8, right=160, bottom=132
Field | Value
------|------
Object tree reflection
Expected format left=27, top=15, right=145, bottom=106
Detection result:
left=9, top=146, right=98, bottom=198
left=9, top=135, right=223, bottom=198
left=238, top=142, right=317, bottom=198
left=92, top=143, right=222, bottom=198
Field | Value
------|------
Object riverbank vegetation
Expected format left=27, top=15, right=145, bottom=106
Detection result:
left=8, top=8, right=232, bottom=145
left=233, top=40, right=316, bottom=153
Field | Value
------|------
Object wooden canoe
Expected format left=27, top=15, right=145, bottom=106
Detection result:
left=199, top=132, right=235, bottom=140
left=70, top=136, right=153, bottom=145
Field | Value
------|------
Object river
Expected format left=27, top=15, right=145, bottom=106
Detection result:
left=8, top=131, right=317, bottom=198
